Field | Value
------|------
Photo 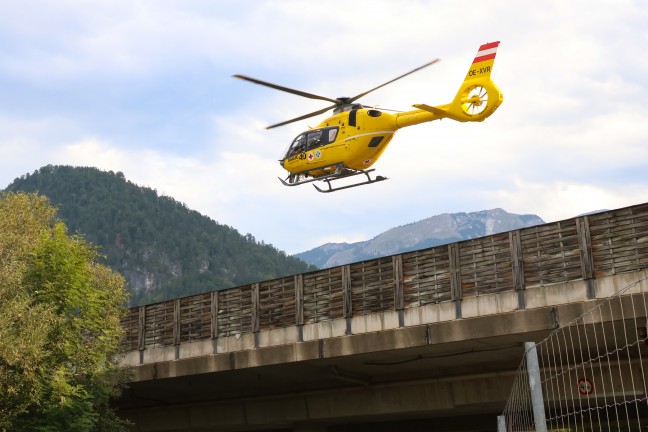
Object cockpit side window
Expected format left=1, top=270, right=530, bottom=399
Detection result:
left=328, top=128, right=338, bottom=142
left=316, top=127, right=339, bottom=146
left=306, top=130, right=323, bottom=149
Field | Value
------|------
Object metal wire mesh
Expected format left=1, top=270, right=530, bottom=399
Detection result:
left=500, top=276, right=648, bottom=431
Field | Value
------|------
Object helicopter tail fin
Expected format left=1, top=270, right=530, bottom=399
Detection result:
left=464, top=41, right=499, bottom=80
left=445, top=41, right=504, bottom=122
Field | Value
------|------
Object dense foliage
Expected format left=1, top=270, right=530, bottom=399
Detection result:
left=0, top=192, right=129, bottom=431
left=6, top=165, right=314, bottom=305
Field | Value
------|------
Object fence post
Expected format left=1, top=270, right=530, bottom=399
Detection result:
left=510, top=230, right=526, bottom=310
left=173, top=299, right=181, bottom=359
left=295, top=274, right=304, bottom=342
left=211, top=291, right=219, bottom=354
left=138, top=305, right=146, bottom=364
left=138, top=305, right=146, bottom=351
left=342, top=265, right=352, bottom=335
left=524, top=341, right=547, bottom=432
left=393, top=255, right=404, bottom=327
left=173, top=299, right=181, bottom=346
left=252, top=283, right=260, bottom=347
left=576, top=216, right=595, bottom=299
left=448, top=243, right=462, bottom=319
left=393, top=255, right=404, bottom=310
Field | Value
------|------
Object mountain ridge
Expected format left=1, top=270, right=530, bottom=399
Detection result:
left=296, top=208, right=545, bottom=268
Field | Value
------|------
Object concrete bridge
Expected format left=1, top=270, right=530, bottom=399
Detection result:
left=117, top=203, right=648, bottom=432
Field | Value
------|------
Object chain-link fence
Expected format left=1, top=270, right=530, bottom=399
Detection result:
left=499, top=277, right=648, bottom=431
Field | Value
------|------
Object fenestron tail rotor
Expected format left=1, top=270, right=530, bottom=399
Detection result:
left=233, top=58, right=439, bottom=129
left=461, top=85, right=488, bottom=116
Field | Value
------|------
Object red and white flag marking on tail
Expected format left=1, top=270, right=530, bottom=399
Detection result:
left=473, top=41, right=500, bottom=64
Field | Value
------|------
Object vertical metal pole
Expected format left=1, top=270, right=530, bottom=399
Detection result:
left=525, top=342, right=547, bottom=432
left=497, top=415, right=507, bottom=432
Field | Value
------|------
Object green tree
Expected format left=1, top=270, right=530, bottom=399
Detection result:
left=0, top=192, right=130, bottom=431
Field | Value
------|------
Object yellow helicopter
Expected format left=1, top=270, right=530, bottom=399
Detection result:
left=234, top=41, right=503, bottom=193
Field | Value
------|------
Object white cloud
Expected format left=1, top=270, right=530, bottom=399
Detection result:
left=1, top=0, right=648, bottom=255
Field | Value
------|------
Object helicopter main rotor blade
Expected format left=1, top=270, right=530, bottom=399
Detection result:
left=347, top=58, right=440, bottom=104
left=233, top=74, right=339, bottom=104
left=266, top=104, right=338, bottom=129
left=362, top=104, right=403, bottom=113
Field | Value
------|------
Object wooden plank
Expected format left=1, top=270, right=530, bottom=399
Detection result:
left=173, top=299, right=180, bottom=346
left=457, top=234, right=515, bottom=297
left=342, top=265, right=352, bottom=318
left=576, top=216, right=594, bottom=280
left=138, top=306, right=146, bottom=351
left=257, top=277, right=296, bottom=330
left=510, top=230, right=525, bottom=291
left=402, top=246, right=452, bottom=308
left=216, top=285, right=253, bottom=337
left=449, top=243, right=462, bottom=300
left=348, top=257, right=395, bottom=316
left=142, top=301, right=175, bottom=348
left=252, top=283, right=259, bottom=333
left=303, top=267, right=344, bottom=323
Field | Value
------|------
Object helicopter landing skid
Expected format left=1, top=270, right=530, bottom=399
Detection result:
left=313, top=169, right=388, bottom=193
left=278, top=174, right=321, bottom=187
left=278, top=165, right=388, bottom=192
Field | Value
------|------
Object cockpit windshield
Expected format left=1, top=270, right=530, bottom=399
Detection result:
left=282, top=127, right=339, bottom=159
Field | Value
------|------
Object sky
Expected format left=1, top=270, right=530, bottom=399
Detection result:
left=1, top=0, right=647, bottom=255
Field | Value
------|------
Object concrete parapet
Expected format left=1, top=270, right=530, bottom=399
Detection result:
left=595, top=270, right=648, bottom=298
left=258, top=326, right=300, bottom=348
left=525, top=279, right=590, bottom=310
left=302, top=318, right=347, bottom=341
left=349, top=310, right=399, bottom=334
left=403, top=300, right=456, bottom=326
left=178, top=339, right=212, bottom=359
left=142, top=346, right=175, bottom=364
left=461, top=290, right=519, bottom=319
left=216, top=332, right=255, bottom=353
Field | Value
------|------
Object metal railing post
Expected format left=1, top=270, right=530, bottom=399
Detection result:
left=497, top=415, right=507, bottom=432
left=525, top=342, right=547, bottom=432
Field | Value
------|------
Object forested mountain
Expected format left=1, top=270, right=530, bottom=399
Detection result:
left=5, top=165, right=314, bottom=305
